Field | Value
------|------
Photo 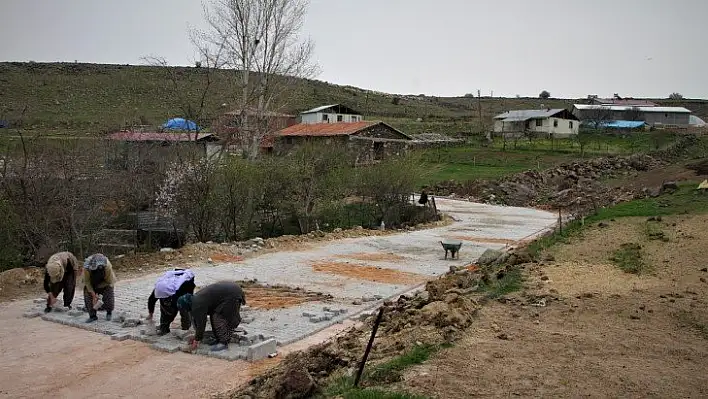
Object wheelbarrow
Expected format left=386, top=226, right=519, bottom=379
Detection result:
left=441, top=240, right=463, bottom=260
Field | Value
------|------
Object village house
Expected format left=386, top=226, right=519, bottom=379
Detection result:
left=572, top=104, right=692, bottom=128
left=105, top=131, right=221, bottom=169
left=493, top=109, right=580, bottom=138
left=271, top=121, right=413, bottom=163
left=299, top=104, right=363, bottom=124
left=589, top=96, right=658, bottom=107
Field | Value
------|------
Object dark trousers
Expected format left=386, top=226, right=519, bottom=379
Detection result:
left=210, top=300, right=242, bottom=345
left=43, top=268, right=76, bottom=307
left=159, top=296, right=191, bottom=333
left=83, top=285, right=115, bottom=317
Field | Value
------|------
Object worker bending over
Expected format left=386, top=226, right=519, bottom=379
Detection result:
left=83, top=253, right=117, bottom=323
left=43, top=251, right=80, bottom=313
left=177, top=281, right=246, bottom=352
left=147, top=268, right=196, bottom=335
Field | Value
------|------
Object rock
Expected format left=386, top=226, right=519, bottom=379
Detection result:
left=700, top=268, right=707, bottom=272
left=701, top=277, right=707, bottom=284
left=207, top=258, right=214, bottom=264
left=352, top=300, right=362, bottom=305
left=159, top=248, right=174, bottom=252
left=477, top=249, right=504, bottom=266
left=33, top=298, right=45, bottom=304
left=598, top=222, right=609, bottom=228
left=276, top=368, right=315, bottom=398
left=630, top=315, right=641, bottom=320
left=543, top=253, right=555, bottom=262
left=421, top=301, right=450, bottom=319
left=661, top=181, right=679, bottom=193
left=496, top=333, right=511, bottom=340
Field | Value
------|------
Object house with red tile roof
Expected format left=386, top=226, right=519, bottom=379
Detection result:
left=270, top=120, right=413, bottom=163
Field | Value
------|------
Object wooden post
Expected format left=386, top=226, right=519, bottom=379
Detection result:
left=354, top=307, right=385, bottom=387
left=558, top=208, right=563, bottom=233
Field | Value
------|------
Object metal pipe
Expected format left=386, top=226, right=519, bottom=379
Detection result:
left=354, top=307, right=385, bottom=387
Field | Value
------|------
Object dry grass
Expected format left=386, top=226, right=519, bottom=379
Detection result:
left=311, top=261, right=428, bottom=285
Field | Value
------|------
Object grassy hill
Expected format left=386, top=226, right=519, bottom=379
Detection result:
left=1, top=62, right=706, bottom=136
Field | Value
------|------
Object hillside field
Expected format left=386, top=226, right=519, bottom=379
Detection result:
left=1, top=62, right=707, bottom=136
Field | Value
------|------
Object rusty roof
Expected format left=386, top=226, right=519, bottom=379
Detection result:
left=276, top=121, right=378, bottom=137
left=108, top=132, right=215, bottom=142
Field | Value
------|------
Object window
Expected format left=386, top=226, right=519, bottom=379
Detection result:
left=351, top=115, right=358, bottom=122
left=337, top=114, right=343, bottom=122
left=569, top=121, right=574, bottom=128
left=535, top=119, right=542, bottom=127
left=285, top=137, right=294, bottom=145
left=553, top=119, right=558, bottom=127
left=322, top=114, right=328, bottom=122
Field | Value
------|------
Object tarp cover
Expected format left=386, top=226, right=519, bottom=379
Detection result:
left=162, top=118, right=199, bottom=131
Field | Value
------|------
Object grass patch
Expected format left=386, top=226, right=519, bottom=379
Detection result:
left=643, top=222, right=669, bottom=242
left=529, top=184, right=708, bottom=257
left=322, top=344, right=445, bottom=398
left=675, top=310, right=708, bottom=340
left=367, top=344, right=437, bottom=383
left=323, top=377, right=428, bottom=399
left=479, top=268, right=524, bottom=299
left=610, top=243, right=650, bottom=274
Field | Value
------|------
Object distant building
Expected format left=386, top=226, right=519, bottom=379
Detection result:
left=106, top=131, right=222, bottom=169
left=590, top=98, right=658, bottom=107
left=299, top=104, right=363, bottom=124
left=493, top=109, right=580, bottom=138
left=572, top=104, right=692, bottom=128
left=272, top=121, right=412, bottom=164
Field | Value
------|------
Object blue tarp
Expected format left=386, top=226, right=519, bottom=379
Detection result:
left=584, top=120, right=645, bottom=129
left=162, top=118, right=200, bottom=131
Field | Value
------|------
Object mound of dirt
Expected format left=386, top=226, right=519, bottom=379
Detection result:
left=0, top=267, right=44, bottom=301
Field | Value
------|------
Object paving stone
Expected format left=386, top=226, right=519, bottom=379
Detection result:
left=68, top=310, right=84, bottom=317
left=247, top=339, right=277, bottom=361
left=152, top=342, right=181, bottom=353
left=241, top=316, right=255, bottom=324
left=33, top=298, right=45, bottom=304
left=111, top=333, right=131, bottom=341
left=122, top=319, right=141, bottom=328
left=172, top=329, right=193, bottom=340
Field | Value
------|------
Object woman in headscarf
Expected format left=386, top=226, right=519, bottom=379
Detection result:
left=82, top=253, right=117, bottom=323
left=147, top=268, right=196, bottom=335
left=177, top=281, right=246, bottom=352
left=43, top=251, right=80, bottom=313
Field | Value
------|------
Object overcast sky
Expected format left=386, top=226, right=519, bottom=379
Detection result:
left=2, top=0, right=707, bottom=98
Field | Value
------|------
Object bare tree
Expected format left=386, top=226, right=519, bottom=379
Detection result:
left=582, top=106, right=614, bottom=129
left=623, top=106, right=642, bottom=121
left=196, top=0, right=318, bottom=159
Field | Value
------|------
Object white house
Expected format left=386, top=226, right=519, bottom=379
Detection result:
left=300, top=104, right=362, bottom=124
left=493, top=108, right=580, bottom=138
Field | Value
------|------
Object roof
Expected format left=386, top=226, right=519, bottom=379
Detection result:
left=277, top=121, right=376, bottom=137
left=224, top=108, right=295, bottom=118
left=592, top=98, right=658, bottom=107
left=108, top=132, right=215, bottom=142
left=494, top=109, right=567, bottom=122
left=573, top=104, right=692, bottom=113
left=300, top=104, right=361, bottom=115
left=276, top=121, right=412, bottom=139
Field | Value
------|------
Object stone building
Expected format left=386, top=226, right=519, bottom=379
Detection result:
left=270, top=121, right=412, bottom=164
